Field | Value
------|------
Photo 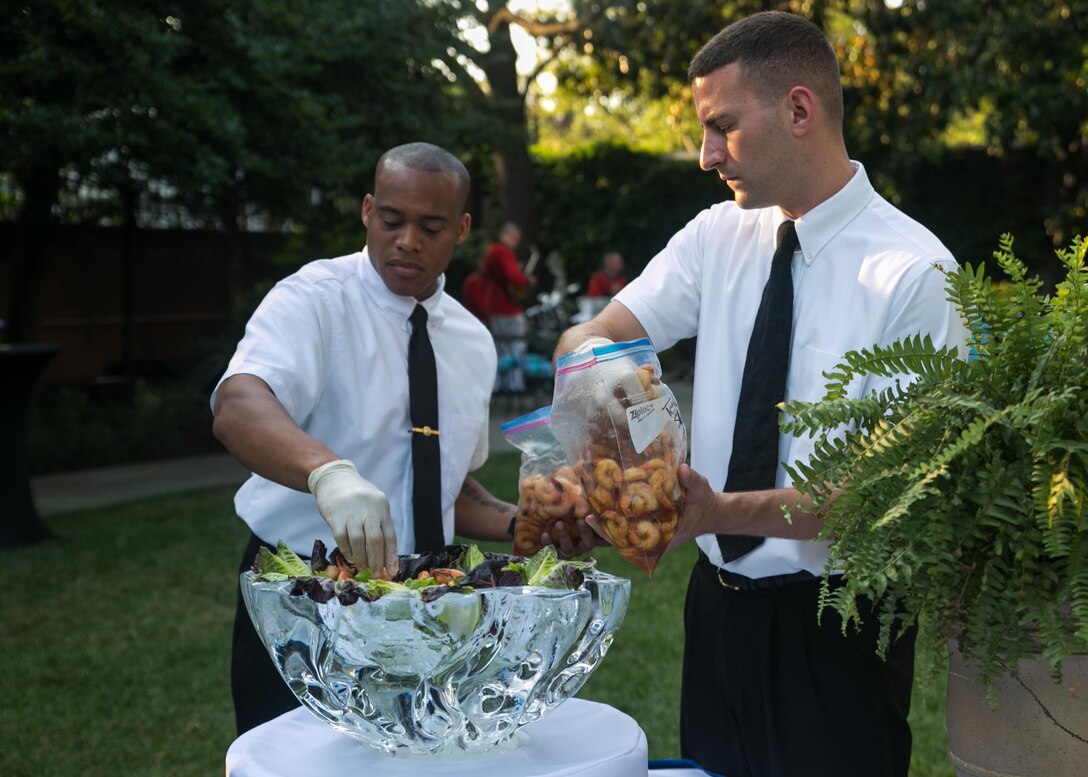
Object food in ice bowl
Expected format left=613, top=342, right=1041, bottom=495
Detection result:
left=241, top=541, right=631, bottom=758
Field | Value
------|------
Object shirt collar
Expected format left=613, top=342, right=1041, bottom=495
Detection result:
left=358, top=246, right=448, bottom=331
left=790, top=161, right=874, bottom=266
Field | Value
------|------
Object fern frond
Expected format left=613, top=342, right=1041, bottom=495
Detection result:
left=785, top=235, right=1088, bottom=685
left=780, top=394, right=891, bottom=437
left=872, top=468, right=944, bottom=529
left=1068, top=535, right=1088, bottom=644
left=817, top=336, right=963, bottom=401
left=905, top=409, right=1008, bottom=484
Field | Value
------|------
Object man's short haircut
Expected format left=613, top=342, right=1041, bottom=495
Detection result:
left=688, top=11, right=843, bottom=126
left=376, top=142, right=471, bottom=211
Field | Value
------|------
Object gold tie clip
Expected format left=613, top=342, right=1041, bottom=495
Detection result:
left=410, top=426, right=440, bottom=437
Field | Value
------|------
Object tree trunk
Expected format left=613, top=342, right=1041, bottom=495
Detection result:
left=120, top=186, right=137, bottom=396
left=494, top=144, right=540, bottom=258
left=483, top=15, right=540, bottom=257
left=221, top=185, right=247, bottom=315
left=6, top=169, right=58, bottom=344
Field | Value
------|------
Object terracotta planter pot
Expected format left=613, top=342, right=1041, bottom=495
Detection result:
left=946, top=644, right=1088, bottom=776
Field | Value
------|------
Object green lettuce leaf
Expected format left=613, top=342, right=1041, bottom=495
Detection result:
left=253, top=545, right=295, bottom=578
left=359, top=579, right=413, bottom=598
left=253, top=542, right=312, bottom=580
left=524, top=545, right=559, bottom=586
left=459, top=545, right=486, bottom=574
left=532, top=558, right=596, bottom=589
left=403, top=577, right=438, bottom=591
left=275, top=541, right=312, bottom=577
left=501, top=546, right=598, bottom=589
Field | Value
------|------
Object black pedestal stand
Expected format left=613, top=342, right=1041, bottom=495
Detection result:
left=1, top=343, right=60, bottom=548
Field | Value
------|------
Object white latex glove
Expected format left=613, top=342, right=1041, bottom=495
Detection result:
left=573, top=336, right=614, bottom=354
left=308, top=459, right=397, bottom=576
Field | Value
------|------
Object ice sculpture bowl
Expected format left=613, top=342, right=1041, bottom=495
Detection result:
left=240, top=564, right=631, bottom=758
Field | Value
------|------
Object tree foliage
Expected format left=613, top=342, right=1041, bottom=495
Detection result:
left=0, top=0, right=464, bottom=340
left=4, top=1, right=1086, bottom=339
left=1, top=0, right=464, bottom=228
left=534, top=142, right=723, bottom=282
left=841, top=0, right=1088, bottom=245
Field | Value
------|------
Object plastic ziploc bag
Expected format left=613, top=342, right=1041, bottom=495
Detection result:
left=501, top=406, right=592, bottom=557
left=551, top=338, right=688, bottom=575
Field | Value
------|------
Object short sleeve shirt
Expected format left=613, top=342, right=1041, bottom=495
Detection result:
left=615, top=162, right=966, bottom=578
left=211, top=248, right=498, bottom=555
left=481, top=241, right=527, bottom=316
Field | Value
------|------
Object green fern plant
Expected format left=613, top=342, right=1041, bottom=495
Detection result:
left=781, top=234, right=1088, bottom=687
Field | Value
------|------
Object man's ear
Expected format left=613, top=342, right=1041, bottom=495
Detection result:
left=361, top=194, right=374, bottom=228
left=456, top=212, right=471, bottom=244
left=787, top=86, right=817, bottom=137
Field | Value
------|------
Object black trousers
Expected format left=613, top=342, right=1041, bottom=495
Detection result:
left=231, top=532, right=301, bottom=736
left=680, top=555, right=915, bottom=777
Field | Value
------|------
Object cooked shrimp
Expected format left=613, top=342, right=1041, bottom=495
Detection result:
left=591, top=458, right=622, bottom=491
left=601, top=511, right=630, bottom=548
left=586, top=485, right=612, bottom=512
left=539, top=477, right=577, bottom=519
left=426, top=568, right=466, bottom=586
left=619, top=482, right=659, bottom=515
left=649, top=465, right=679, bottom=494
left=628, top=519, right=662, bottom=551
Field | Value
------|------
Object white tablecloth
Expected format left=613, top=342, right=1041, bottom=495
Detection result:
left=226, top=698, right=649, bottom=777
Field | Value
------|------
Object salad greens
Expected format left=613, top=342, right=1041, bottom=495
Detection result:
left=251, top=540, right=596, bottom=605
left=507, top=545, right=597, bottom=588
left=251, top=541, right=310, bottom=580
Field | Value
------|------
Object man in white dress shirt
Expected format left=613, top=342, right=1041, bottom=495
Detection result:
left=555, top=12, right=965, bottom=777
left=212, top=142, right=518, bottom=734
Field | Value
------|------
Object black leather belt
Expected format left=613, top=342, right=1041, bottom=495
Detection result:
left=698, top=552, right=816, bottom=591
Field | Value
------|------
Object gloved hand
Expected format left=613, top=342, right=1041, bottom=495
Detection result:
left=308, top=459, right=397, bottom=576
left=574, top=336, right=649, bottom=412
left=573, top=336, right=614, bottom=354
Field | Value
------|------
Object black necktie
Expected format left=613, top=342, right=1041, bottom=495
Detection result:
left=717, top=221, right=799, bottom=563
left=408, top=305, right=444, bottom=553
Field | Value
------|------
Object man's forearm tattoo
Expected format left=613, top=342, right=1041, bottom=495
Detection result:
left=461, top=480, right=516, bottom=518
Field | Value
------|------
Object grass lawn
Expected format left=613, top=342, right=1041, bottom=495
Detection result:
left=1, top=452, right=953, bottom=776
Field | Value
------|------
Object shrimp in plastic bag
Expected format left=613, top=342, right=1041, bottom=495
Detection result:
left=501, top=406, right=591, bottom=556
left=551, top=338, right=687, bottom=575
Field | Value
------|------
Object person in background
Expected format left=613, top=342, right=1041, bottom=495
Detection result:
left=211, top=142, right=519, bottom=736
left=480, top=221, right=535, bottom=393
left=460, top=258, right=489, bottom=325
left=554, top=12, right=965, bottom=777
left=586, top=251, right=628, bottom=298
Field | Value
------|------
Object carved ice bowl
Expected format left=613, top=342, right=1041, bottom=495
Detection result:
left=240, top=565, right=631, bottom=758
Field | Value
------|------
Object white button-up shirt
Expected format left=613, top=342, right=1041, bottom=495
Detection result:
left=616, top=162, right=966, bottom=578
left=212, top=248, right=497, bottom=555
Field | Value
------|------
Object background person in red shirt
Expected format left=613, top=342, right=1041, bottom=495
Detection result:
left=481, top=221, right=535, bottom=393
left=481, top=222, right=530, bottom=314
left=460, top=259, right=489, bottom=325
left=586, top=251, right=628, bottom=298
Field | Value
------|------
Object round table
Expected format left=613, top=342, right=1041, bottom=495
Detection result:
left=227, top=698, right=649, bottom=777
